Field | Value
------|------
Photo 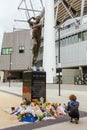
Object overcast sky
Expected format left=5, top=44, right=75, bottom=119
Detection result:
left=0, top=0, right=45, bottom=48
left=0, top=0, right=20, bottom=46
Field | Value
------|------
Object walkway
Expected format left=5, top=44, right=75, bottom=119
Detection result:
left=0, top=82, right=87, bottom=130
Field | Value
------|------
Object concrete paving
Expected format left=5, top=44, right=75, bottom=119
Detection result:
left=0, top=82, right=87, bottom=130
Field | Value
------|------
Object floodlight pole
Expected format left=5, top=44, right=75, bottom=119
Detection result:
left=58, top=27, right=61, bottom=96
left=9, top=51, right=13, bottom=87
left=9, top=53, right=12, bottom=87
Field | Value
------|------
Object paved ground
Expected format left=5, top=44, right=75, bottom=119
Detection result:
left=0, top=82, right=87, bottom=130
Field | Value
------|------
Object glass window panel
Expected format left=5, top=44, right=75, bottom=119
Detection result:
left=74, top=34, right=78, bottom=43
left=71, top=35, right=75, bottom=44
left=60, top=39, right=62, bottom=47
left=1, top=47, right=13, bottom=55
left=68, top=36, right=71, bottom=45
left=83, top=31, right=87, bottom=41
left=78, top=32, right=82, bottom=42
left=19, top=46, right=24, bottom=53
left=65, top=37, right=68, bottom=45
left=62, top=38, right=65, bottom=46
left=64, top=38, right=66, bottom=45
left=9, top=48, right=12, bottom=52
left=1, top=49, right=5, bottom=54
left=5, top=48, right=8, bottom=54
left=82, top=32, right=84, bottom=41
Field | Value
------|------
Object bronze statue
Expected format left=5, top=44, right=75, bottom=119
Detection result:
left=27, top=15, right=42, bottom=66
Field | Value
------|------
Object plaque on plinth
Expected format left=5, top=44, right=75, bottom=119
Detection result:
left=23, top=70, right=46, bottom=101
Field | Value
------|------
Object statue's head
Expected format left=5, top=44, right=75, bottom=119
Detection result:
left=36, top=16, right=41, bottom=23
